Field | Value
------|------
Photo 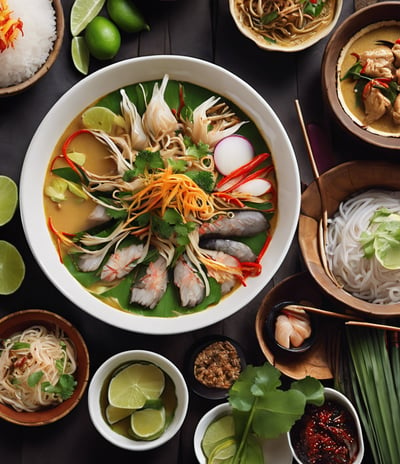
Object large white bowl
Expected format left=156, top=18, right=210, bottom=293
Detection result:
left=20, top=55, right=300, bottom=334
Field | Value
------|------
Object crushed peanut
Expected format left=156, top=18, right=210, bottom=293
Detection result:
left=193, top=340, right=242, bottom=389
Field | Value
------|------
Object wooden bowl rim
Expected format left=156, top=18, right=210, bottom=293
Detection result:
left=0, top=0, right=65, bottom=97
left=0, top=309, right=89, bottom=426
left=321, top=1, right=400, bottom=150
left=299, top=160, right=400, bottom=317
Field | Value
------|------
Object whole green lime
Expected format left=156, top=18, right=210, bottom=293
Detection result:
left=84, top=16, right=121, bottom=60
left=106, top=0, right=150, bottom=33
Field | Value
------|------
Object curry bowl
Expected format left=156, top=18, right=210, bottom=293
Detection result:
left=229, top=0, right=343, bottom=52
left=20, top=55, right=300, bottom=334
left=0, top=309, right=89, bottom=426
left=322, top=2, right=400, bottom=150
left=299, top=160, right=400, bottom=318
left=0, top=0, right=64, bottom=97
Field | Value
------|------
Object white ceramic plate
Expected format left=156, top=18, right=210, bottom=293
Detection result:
left=20, top=55, right=300, bottom=334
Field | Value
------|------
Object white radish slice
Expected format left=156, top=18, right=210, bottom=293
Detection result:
left=236, top=178, right=272, bottom=196
left=214, top=135, right=254, bottom=175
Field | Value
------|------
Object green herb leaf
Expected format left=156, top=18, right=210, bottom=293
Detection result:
left=41, top=374, right=77, bottom=400
left=302, top=0, right=324, bottom=17
left=261, top=11, right=279, bottom=24
left=184, top=137, right=210, bottom=159
left=11, top=342, right=30, bottom=350
left=132, top=150, right=164, bottom=176
left=28, top=371, right=44, bottom=387
left=185, top=170, right=215, bottom=193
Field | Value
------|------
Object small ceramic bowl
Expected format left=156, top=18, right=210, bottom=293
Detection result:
left=288, top=387, right=364, bottom=464
left=0, top=0, right=64, bottom=97
left=0, top=309, right=89, bottom=426
left=229, top=0, right=343, bottom=52
left=321, top=2, right=400, bottom=150
left=194, top=403, right=293, bottom=464
left=299, top=159, right=400, bottom=318
left=185, top=335, right=246, bottom=400
left=88, top=350, right=189, bottom=451
left=264, top=301, right=316, bottom=356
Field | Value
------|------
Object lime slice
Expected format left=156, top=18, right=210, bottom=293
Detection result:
left=0, top=176, right=18, bottom=226
left=105, top=404, right=134, bottom=424
left=71, top=36, right=90, bottom=75
left=202, top=415, right=235, bottom=458
left=108, top=363, right=165, bottom=409
left=0, top=240, right=25, bottom=295
left=130, top=406, right=166, bottom=440
left=70, top=0, right=106, bottom=36
left=208, top=438, right=237, bottom=464
left=81, top=106, right=126, bottom=133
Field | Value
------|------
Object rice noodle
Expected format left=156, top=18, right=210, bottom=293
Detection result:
left=326, top=189, right=400, bottom=304
left=0, top=325, right=77, bottom=412
left=234, top=0, right=336, bottom=47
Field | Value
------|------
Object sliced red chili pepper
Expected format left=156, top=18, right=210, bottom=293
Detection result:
left=257, top=234, right=272, bottom=263
left=48, top=217, right=75, bottom=263
left=240, top=261, right=262, bottom=278
left=61, top=128, right=92, bottom=175
left=216, top=152, right=270, bottom=190
left=212, top=192, right=245, bottom=207
left=222, top=166, right=274, bottom=193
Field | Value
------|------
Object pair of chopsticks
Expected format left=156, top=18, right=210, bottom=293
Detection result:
left=295, top=99, right=342, bottom=288
left=285, top=303, right=400, bottom=333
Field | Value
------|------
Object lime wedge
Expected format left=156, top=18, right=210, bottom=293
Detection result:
left=71, top=36, right=90, bottom=75
left=0, top=175, right=18, bottom=226
left=202, top=415, right=235, bottom=458
left=0, top=240, right=25, bottom=295
left=130, top=406, right=166, bottom=440
left=108, top=363, right=165, bottom=409
left=105, top=404, right=134, bottom=424
left=70, top=0, right=106, bottom=36
left=81, top=106, right=126, bottom=133
left=208, top=438, right=237, bottom=464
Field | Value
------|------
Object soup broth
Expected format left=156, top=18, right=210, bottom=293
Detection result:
left=43, top=77, right=276, bottom=318
left=338, top=21, right=400, bottom=136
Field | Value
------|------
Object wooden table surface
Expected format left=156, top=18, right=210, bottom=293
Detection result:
left=0, top=0, right=391, bottom=462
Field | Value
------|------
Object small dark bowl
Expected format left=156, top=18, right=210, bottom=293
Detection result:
left=264, top=301, right=316, bottom=357
left=185, top=335, right=246, bottom=400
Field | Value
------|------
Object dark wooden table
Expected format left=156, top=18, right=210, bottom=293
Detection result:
left=0, top=1, right=392, bottom=462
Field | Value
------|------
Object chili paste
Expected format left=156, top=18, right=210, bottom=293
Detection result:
left=291, top=400, right=359, bottom=464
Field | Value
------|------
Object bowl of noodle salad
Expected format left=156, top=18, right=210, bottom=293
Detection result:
left=229, top=0, right=343, bottom=52
left=0, top=309, right=89, bottom=425
left=299, top=160, right=400, bottom=318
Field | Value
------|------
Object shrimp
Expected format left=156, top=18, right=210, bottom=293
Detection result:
left=130, top=257, right=168, bottom=309
left=100, top=243, right=144, bottom=282
left=174, top=255, right=205, bottom=308
left=200, top=238, right=257, bottom=262
left=199, top=210, right=269, bottom=237
left=274, top=309, right=312, bottom=349
left=204, top=250, right=241, bottom=295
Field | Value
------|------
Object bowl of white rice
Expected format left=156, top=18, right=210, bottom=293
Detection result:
left=0, top=0, right=64, bottom=97
left=299, top=160, right=400, bottom=318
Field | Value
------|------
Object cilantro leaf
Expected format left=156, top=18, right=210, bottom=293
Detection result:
left=28, top=371, right=44, bottom=387
left=185, top=171, right=215, bottom=193
left=41, top=374, right=77, bottom=400
left=183, top=137, right=210, bottom=159
left=302, top=0, right=324, bottom=17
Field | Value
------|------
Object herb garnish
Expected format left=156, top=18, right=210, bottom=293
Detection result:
left=302, top=0, right=325, bottom=17
left=226, top=363, right=324, bottom=463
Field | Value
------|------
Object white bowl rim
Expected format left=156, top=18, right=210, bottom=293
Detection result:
left=288, top=387, right=365, bottom=464
left=229, top=0, right=343, bottom=52
left=19, top=54, right=300, bottom=334
left=87, top=349, right=189, bottom=451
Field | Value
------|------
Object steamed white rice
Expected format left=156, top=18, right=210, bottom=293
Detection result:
left=0, top=0, right=57, bottom=87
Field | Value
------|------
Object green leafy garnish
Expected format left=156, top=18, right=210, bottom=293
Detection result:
left=185, top=170, right=215, bottom=193
left=11, top=342, right=30, bottom=350
left=261, top=11, right=279, bottom=24
left=28, top=371, right=44, bottom=387
left=183, top=137, right=210, bottom=159
left=226, top=363, right=324, bottom=463
left=123, top=150, right=164, bottom=178
left=360, top=208, right=400, bottom=269
left=302, top=0, right=325, bottom=17
left=41, top=374, right=77, bottom=400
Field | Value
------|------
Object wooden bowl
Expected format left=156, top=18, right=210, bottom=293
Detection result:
left=0, top=309, right=89, bottom=426
left=229, top=0, right=343, bottom=52
left=256, top=272, right=336, bottom=380
left=299, top=160, right=400, bottom=318
left=0, top=0, right=64, bottom=97
left=321, top=2, right=400, bottom=150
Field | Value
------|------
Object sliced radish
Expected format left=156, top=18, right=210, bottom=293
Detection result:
left=235, top=178, right=272, bottom=196
left=213, top=135, right=254, bottom=176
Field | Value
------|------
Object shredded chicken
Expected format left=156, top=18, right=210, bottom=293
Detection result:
left=359, top=47, right=395, bottom=79
left=363, top=83, right=392, bottom=125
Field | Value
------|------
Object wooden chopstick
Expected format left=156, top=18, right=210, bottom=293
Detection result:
left=346, top=321, right=400, bottom=332
left=294, top=99, right=342, bottom=288
left=284, top=303, right=361, bottom=321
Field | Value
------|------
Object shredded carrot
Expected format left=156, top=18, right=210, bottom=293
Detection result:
left=0, top=0, right=23, bottom=53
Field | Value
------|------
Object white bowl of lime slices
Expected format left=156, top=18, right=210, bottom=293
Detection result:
left=88, top=350, right=189, bottom=451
